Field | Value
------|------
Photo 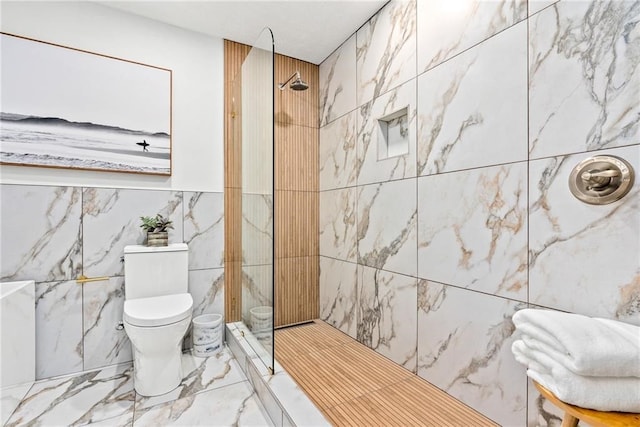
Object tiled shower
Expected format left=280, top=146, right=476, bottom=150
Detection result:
left=0, top=186, right=225, bottom=379
left=318, top=1, right=639, bottom=426
left=1, top=0, right=638, bottom=426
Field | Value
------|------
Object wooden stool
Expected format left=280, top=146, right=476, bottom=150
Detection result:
left=534, top=381, right=640, bottom=427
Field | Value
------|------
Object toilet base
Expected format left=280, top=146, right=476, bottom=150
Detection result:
left=132, top=343, right=183, bottom=396
left=123, top=317, right=191, bottom=397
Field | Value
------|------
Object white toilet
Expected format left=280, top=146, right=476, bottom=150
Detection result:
left=123, top=243, right=193, bottom=397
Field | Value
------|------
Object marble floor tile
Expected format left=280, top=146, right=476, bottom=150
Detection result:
left=5, top=364, right=134, bottom=426
left=133, top=381, right=272, bottom=426
left=135, top=348, right=246, bottom=411
left=4, top=346, right=275, bottom=427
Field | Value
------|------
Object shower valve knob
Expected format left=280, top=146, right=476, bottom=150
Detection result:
left=569, top=155, right=634, bottom=205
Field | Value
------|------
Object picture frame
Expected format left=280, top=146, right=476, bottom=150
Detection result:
left=0, top=32, right=172, bottom=176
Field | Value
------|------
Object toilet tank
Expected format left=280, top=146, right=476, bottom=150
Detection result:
left=124, top=243, right=188, bottom=300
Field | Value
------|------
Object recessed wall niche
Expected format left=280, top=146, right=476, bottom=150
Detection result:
left=377, top=107, right=409, bottom=160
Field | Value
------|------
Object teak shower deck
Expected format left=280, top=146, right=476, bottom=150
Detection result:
left=274, top=320, right=498, bottom=426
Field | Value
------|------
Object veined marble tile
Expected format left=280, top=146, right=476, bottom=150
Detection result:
left=185, top=268, right=224, bottom=348
left=357, top=79, right=417, bottom=185
left=417, top=21, right=527, bottom=176
left=356, top=0, right=416, bottom=106
left=529, top=1, right=640, bottom=159
left=417, top=0, right=526, bottom=73
left=0, top=185, right=81, bottom=282
left=189, top=268, right=224, bottom=318
left=529, top=145, right=640, bottom=323
left=319, top=257, right=358, bottom=339
left=135, top=348, right=245, bottom=410
left=246, top=361, right=283, bottom=427
left=528, top=0, right=559, bottom=16
left=320, top=34, right=357, bottom=127
left=82, top=188, right=183, bottom=277
left=263, top=369, right=330, bottom=427
left=241, top=264, right=273, bottom=330
left=417, top=163, right=528, bottom=301
left=5, top=364, right=134, bottom=426
left=88, top=412, right=133, bottom=427
left=133, top=381, right=271, bottom=426
left=35, top=280, right=83, bottom=379
left=183, top=191, right=224, bottom=270
left=242, top=193, right=273, bottom=266
left=357, top=179, right=417, bottom=277
left=319, top=110, right=358, bottom=190
left=527, top=377, right=564, bottom=427
left=83, top=277, right=132, bottom=370
left=319, top=188, right=357, bottom=261
left=417, top=281, right=527, bottom=426
left=357, top=265, right=417, bottom=372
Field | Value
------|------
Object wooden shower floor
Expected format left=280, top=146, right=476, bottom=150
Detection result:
left=274, top=320, right=498, bottom=426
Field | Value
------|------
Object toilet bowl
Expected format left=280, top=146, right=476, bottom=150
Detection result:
left=123, top=292, right=193, bottom=396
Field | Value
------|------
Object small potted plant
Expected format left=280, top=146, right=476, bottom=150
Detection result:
left=140, top=213, right=173, bottom=247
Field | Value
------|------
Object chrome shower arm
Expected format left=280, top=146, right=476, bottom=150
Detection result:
left=278, top=71, right=300, bottom=90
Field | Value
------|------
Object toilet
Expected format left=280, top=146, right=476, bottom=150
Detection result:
left=122, top=243, right=193, bottom=397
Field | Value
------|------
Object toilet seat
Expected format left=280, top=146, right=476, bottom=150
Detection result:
left=124, top=293, right=193, bottom=327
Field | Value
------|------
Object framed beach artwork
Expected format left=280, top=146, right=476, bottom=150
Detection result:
left=0, top=33, right=172, bottom=175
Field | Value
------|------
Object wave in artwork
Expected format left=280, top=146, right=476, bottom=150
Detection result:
left=0, top=112, right=171, bottom=174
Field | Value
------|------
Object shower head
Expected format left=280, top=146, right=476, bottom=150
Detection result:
left=279, top=71, right=309, bottom=91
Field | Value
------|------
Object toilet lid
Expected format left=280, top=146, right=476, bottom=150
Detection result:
left=124, top=293, right=193, bottom=327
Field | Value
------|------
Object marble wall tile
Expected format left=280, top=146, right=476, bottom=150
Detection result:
left=83, top=277, right=132, bottom=370
left=320, top=34, right=357, bottom=127
left=183, top=192, right=224, bottom=270
left=189, top=268, right=225, bottom=318
left=357, top=179, right=417, bottom=277
left=5, top=364, right=134, bottom=427
left=417, top=163, right=528, bottom=301
left=357, top=265, right=417, bottom=371
left=319, top=257, right=358, bottom=339
left=528, top=0, right=559, bottom=16
left=417, top=0, right=527, bottom=73
left=319, top=188, right=357, bottom=261
left=82, top=188, right=183, bottom=277
left=416, top=21, right=527, bottom=176
left=527, top=377, right=565, bottom=427
left=184, top=268, right=225, bottom=348
left=241, top=264, right=273, bottom=328
left=357, top=79, right=417, bottom=185
left=319, top=110, right=357, bottom=190
left=529, top=1, right=640, bottom=159
left=529, top=145, right=640, bottom=323
left=417, top=281, right=527, bottom=426
left=356, top=0, right=416, bottom=107
left=0, top=185, right=81, bottom=282
left=35, top=280, right=83, bottom=379
left=242, top=193, right=273, bottom=266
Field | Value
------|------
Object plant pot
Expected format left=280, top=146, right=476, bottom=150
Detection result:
left=147, top=231, right=168, bottom=247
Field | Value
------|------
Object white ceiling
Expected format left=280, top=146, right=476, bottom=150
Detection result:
left=99, top=1, right=388, bottom=65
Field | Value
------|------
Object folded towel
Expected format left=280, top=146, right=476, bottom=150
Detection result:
left=512, top=340, right=640, bottom=412
left=512, top=309, right=640, bottom=377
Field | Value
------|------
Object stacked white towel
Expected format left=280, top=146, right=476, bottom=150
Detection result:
left=511, top=309, right=640, bottom=413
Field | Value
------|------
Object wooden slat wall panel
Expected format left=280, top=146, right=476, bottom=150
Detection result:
left=275, top=190, right=318, bottom=258
left=224, top=39, right=319, bottom=326
left=275, top=321, right=498, bottom=427
left=274, top=55, right=319, bottom=327
left=274, top=123, right=318, bottom=191
left=275, top=256, right=319, bottom=326
left=224, top=40, right=250, bottom=322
